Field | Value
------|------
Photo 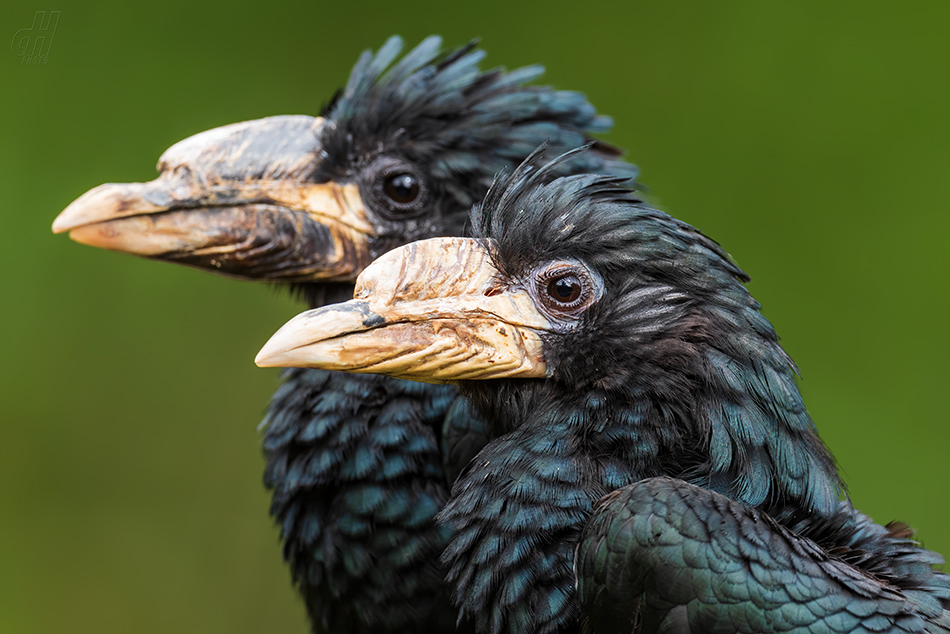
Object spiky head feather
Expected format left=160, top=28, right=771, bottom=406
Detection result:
left=319, top=36, right=636, bottom=216
left=468, top=147, right=843, bottom=518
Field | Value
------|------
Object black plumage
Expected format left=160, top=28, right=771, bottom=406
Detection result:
left=260, top=42, right=636, bottom=634
left=578, top=478, right=950, bottom=634
left=54, top=38, right=637, bottom=633
left=439, top=155, right=845, bottom=632
left=257, top=148, right=950, bottom=634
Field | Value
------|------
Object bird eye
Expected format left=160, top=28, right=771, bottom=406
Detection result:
left=366, top=157, right=428, bottom=219
left=535, top=262, right=600, bottom=318
left=383, top=173, right=420, bottom=204
left=547, top=275, right=582, bottom=304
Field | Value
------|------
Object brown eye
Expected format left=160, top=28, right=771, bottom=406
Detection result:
left=535, top=262, right=600, bottom=319
left=547, top=275, right=582, bottom=304
left=383, top=173, right=419, bottom=204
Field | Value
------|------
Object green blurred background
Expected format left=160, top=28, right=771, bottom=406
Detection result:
left=2, top=1, right=948, bottom=632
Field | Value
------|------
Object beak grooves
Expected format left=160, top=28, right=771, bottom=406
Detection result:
left=256, top=237, right=551, bottom=383
left=52, top=116, right=376, bottom=283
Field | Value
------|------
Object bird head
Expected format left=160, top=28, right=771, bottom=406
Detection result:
left=257, top=146, right=844, bottom=517
left=52, top=36, right=636, bottom=306
left=255, top=146, right=745, bottom=392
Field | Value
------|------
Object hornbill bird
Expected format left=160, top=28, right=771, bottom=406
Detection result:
left=52, top=38, right=637, bottom=633
left=257, top=148, right=950, bottom=634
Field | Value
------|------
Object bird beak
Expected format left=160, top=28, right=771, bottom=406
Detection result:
left=255, top=237, right=550, bottom=383
left=52, top=115, right=374, bottom=282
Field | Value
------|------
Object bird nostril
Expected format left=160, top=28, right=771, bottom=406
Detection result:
left=484, top=285, right=503, bottom=297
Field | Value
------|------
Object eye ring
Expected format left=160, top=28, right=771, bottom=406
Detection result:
left=534, top=262, right=600, bottom=317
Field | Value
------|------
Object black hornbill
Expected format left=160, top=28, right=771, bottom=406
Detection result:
left=257, top=148, right=950, bottom=634
left=52, top=38, right=637, bottom=633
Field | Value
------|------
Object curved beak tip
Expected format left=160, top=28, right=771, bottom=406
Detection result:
left=52, top=186, right=105, bottom=234
left=255, top=321, right=313, bottom=367
left=52, top=183, right=150, bottom=236
left=254, top=339, right=285, bottom=367
left=51, top=202, right=83, bottom=234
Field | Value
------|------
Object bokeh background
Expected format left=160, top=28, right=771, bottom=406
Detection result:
left=2, top=2, right=948, bottom=632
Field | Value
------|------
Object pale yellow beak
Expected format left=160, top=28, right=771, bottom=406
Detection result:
left=52, top=115, right=375, bottom=282
left=255, top=237, right=551, bottom=383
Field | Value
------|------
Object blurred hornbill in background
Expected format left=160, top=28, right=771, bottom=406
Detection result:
left=52, top=37, right=637, bottom=633
left=258, top=149, right=950, bottom=634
